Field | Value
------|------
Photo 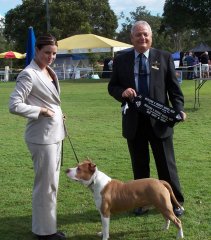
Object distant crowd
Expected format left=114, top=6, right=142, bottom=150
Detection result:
left=182, top=51, right=210, bottom=79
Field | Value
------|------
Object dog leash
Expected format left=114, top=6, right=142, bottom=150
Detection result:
left=61, top=121, right=79, bottom=165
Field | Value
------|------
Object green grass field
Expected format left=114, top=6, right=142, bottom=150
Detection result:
left=0, top=80, right=210, bottom=240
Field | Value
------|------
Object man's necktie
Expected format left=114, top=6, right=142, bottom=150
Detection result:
left=138, top=53, right=148, bottom=96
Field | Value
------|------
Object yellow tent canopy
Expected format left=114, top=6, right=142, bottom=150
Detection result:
left=58, top=34, right=132, bottom=56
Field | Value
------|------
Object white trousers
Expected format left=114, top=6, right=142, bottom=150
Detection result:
left=27, top=141, right=62, bottom=235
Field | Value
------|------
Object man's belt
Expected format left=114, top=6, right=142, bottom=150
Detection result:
left=132, top=95, right=182, bottom=127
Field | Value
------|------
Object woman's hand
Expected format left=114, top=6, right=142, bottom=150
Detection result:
left=63, top=114, right=67, bottom=121
left=40, top=107, right=55, bottom=117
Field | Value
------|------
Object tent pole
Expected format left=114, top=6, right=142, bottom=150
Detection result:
left=111, top=47, right=114, bottom=57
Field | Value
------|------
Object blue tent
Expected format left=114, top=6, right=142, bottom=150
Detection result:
left=190, top=42, right=211, bottom=52
left=172, top=51, right=180, bottom=60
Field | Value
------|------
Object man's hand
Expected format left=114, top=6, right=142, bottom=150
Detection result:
left=180, top=111, right=187, bottom=121
left=122, top=88, right=137, bottom=101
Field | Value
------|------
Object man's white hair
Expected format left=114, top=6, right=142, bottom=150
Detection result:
left=131, top=21, right=152, bottom=35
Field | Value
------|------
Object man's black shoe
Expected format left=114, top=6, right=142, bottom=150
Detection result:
left=173, top=207, right=184, bottom=217
left=133, top=208, right=149, bottom=216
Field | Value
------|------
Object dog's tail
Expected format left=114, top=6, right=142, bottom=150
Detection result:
left=160, top=180, right=184, bottom=210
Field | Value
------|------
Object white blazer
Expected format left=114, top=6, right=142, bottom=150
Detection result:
left=9, top=60, right=66, bottom=144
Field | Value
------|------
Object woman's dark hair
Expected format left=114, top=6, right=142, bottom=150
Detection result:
left=36, top=34, right=58, bottom=49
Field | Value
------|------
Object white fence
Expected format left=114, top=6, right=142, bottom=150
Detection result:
left=53, top=65, right=94, bottom=80
left=1, top=63, right=208, bottom=82
left=0, top=70, right=4, bottom=81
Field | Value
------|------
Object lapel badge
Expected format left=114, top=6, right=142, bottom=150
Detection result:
left=152, top=61, right=160, bottom=70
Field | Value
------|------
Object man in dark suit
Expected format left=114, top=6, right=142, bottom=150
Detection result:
left=108, top=21, right=186, bottom=216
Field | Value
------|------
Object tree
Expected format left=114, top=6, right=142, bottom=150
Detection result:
left=0, top=18, right=10, bottom=52
left=161, top=0, right=211, bottom=51
left=116, top=6, right=170, bottom=50
left=0, top=17, right=15, bottom=68
left=3, top=0, right=118, bottom=52
left=3, top=0, right=47, bottom=52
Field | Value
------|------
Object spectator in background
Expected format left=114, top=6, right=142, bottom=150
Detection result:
left=185, top=51, right=195, bottom=79
left=209, top=59, right=211, bottom=76
left=200, top=51, right=209, bottom=78
left=102, top=58, right=112, bottom=78
left=182, top=52, right=188, bottom=66
left=193, top=53, right=199, bottom=78
left=108, top=58, right=113, bottom=71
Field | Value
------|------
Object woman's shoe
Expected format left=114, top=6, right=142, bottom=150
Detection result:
left=36, top=231, right=66, bottom=240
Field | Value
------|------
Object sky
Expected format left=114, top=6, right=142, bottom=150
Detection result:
left=0, top=0, right=165, bottom=29
left=109, top=0, right=165, bottom=17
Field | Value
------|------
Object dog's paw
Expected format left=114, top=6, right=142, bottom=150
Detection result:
left=163, top=219, right=170, bottom=230
left=177, top=228, right=184, bottom=239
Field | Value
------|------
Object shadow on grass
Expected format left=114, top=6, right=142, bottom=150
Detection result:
left=0, top=209, right=161, bottom=240
left=185, top=107, right=199, bottom=112
left=64, top=210, right=163, bottom=240
left=59, top=208, right=160, bottom=225
left=66, top=229, right=152, bottom=240
left=0, top=214, right=33, bottom=240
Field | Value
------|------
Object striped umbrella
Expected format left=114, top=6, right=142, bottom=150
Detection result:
left=0, top=51, right=25, bottom=59
left=0, top=51, right=25, bottom=69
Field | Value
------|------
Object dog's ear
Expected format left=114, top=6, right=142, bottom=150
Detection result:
left=84, top=157, right=93, bottom=164
left=88, top=162, right=96, bottom=173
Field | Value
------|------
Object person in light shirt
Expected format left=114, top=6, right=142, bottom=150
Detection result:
left=9, top=34, right=66, bottom=240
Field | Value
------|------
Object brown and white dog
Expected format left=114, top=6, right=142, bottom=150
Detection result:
left=66, top=160, right=184, bottom=239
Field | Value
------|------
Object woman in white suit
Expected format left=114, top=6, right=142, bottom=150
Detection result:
left=9, top=35, right=66, bottom=240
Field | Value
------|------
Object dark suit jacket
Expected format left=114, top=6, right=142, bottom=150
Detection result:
left=108, top=48, right=184, bottom=140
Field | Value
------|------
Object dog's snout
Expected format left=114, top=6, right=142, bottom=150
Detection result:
left=66, top=168, right=70, bottom=174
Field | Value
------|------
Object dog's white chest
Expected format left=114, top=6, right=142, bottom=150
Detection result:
left=90, top=171, right=111, bottom=210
